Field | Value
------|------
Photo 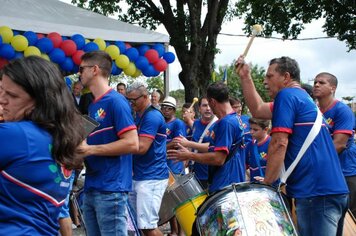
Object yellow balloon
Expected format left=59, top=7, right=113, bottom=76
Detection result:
left=85, top=39, right=90, bottom=44
left=124, top=62, right=136, bottom=76
left=115, top=55, right=130, bottom=69
left=93, top=38, right=106, bottom=51
left=24, top=46, right=41, bottom=57
left=132, top=69, right=141, bottom=78
left=0, top=26, right=14, bottom=43
left=41, top=53, right=50, bottom=61
left=105, top=45, right=120, bottom=60
left=11, top=35, right=29, bottom=52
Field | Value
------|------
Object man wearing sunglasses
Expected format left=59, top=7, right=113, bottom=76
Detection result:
left=126, top=81, right=169, bottom=236
left=77, top=51, right=139, bottom=236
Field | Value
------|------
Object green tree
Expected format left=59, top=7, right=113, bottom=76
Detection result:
left=214, top=61, right=270, bottom=112
left=342, top=96, right=355, bottom=107
left=71, top=0, right=355, bottom=103
left=235, top=0, right=356, bottom=51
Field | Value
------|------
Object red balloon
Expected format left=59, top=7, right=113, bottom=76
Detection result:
left=72, top=50, right=85, bottom=65
left=0, top=58, right=9, bottom=69
left=153, top=58, right=168, bottom=72
left=37, top=33, right=45, bottom=39
left=61, top=40, right=77, bottom=56
left=125, top=42, right=132, bottom=49
left=145, top=49, right=159, bottom=64
left=47, top=32, right=63, bottom=48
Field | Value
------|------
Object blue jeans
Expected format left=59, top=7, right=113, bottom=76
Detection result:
left=295, top=194, right=348, bottom=236
left=83, top=190, right=128, bottom=236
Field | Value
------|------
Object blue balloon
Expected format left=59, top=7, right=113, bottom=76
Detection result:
left=36, top=38, right=54, bottom=53
left=14, top=51, right=24, bottom=59
left=0, top=35, right=2, bottom=44
left=138, top=44, right=150, bottom=56
left=142, top=65, right=156, bottom=77
left=125, top=47, right=139, bottom=62
left=65, top=76, right=72, bottom=91
left=83, top=42, right=99, bottom=52
left=152, top=44, right=165, bottom=57
left=60, top=57, right=74, bottom=71
left=13, top=30, right=20, bottom=36
left=114, top=41, right=126, bottom=54
left=111, top=62, right=119, bottom=75
left=73, top=64, right=79, bottom=73
left=62, top=36, right=68, bottom=41
left=71, top=34, right=86, bottom=50
left=135, top=56, right=149, bottom=70
left=49, top=48, right=66, bottom=64
left=24, top=31, right=38, bottom=46
left=0, top=44, right=16, bottom=60
left=163, top=52, right=175, bottom=63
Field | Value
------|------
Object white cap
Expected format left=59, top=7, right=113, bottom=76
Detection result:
left=161, top=96, right=177, bottom=109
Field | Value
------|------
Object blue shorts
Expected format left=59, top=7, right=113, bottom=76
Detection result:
left=129, top=179, right=168, bottom=229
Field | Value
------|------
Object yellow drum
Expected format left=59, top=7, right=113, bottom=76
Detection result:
left=174, top=192, right=208, bottom=236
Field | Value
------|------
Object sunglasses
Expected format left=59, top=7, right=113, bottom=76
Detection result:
left=161, top=106, right=174, bottom=111
left=78, top=65, right=95, bottom=73
left=127, top=94, right=144, bottom=103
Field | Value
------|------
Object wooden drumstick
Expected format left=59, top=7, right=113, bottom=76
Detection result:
left=236, top=24, right=263, bottom=73
left=189, top=97, right=199, bottom=111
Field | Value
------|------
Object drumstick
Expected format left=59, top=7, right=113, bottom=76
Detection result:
left=236, top=24, right=263, bottom=73
left=189, top=97, right=199, bottom=111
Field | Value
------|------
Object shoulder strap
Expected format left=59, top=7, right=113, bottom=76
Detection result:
left=280, top=108, right=323, bottom=184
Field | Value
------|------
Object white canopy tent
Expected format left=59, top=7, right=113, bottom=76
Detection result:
left=0, top=0, right=169, bottom=43
left=0, top=0, right=171, bottom=91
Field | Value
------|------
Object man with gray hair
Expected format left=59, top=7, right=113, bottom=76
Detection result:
left=151, top=89, right=161, bottom=109
left=126, top=81, right=169, bottom=236
left=236, top=56, right=349, bottom=236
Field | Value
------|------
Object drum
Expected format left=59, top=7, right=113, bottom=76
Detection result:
left=158, top=189, right=176, bottom=225
left=174, top=192, right=208, bottom=236
left=196, top=182, right=297, bottom=236
left=168, top=173, right=204, bottom=204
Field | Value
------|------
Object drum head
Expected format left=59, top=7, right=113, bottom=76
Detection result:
left=196, top=183, right=297, bottom=235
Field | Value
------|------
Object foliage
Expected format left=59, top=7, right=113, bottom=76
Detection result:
left=235, top=0, right=356, bottom=51
left=342, top=96, right=355, bottom=107
left=214, top=61, right=270, bottom=112
left=108, top=74, right=163, bottom=93
left=71, top=0, right=356, bottom=104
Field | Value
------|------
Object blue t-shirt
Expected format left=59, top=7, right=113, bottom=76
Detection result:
left=323, top=100, right=356, bottom=177
left=272, top=88, right=348, bottom=198
left=133, top=106, right=169, bottom=181
left=85, top=89, right=136, bottom=192
left=240, top=114, right=252, bottom=144
left=166, top=118, right=187, bottom=174
left=208, top=113, right=245, bottom=193
left=246, top=136, right=271, bottom=180
left=190, top=119, right=216, bottom=181
left=0, top=121, right=72, bottom=235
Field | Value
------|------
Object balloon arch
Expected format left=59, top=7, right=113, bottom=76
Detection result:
left=0, top=25, right=175, bottom=78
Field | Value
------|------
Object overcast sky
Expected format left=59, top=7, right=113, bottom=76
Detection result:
left=167, top=18, right=356, bottom=100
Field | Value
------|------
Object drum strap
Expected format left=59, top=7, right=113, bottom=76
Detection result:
left=279, top=108, right=323, bottom=186
left=208, top=141, right=243, bottom=184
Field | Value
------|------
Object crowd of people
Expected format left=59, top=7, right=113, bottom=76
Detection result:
left=0, top=50, right=355, bottom=236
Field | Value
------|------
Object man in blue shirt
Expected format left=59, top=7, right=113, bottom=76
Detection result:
left=236, top=56, right=349, bottom=236
left=126, top=81, right=169, bottom=236
left=77, top=51, right=138, bottom=236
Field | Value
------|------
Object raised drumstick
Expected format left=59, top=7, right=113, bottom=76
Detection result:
left=236, top=24, right=263, bottom=73
left=189, top=97, right=199, bottom=111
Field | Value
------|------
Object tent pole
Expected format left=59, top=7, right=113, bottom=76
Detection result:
left=163, top=43, right=170, bottom=96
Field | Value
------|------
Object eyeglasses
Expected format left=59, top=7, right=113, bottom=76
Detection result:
left=161, top=106, right=174, bottom=111
left=127, top=95, right=144, bottom=103
left=79, top=65, right=95, bottom=73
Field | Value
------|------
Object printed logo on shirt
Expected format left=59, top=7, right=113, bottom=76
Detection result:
left=210, top=130, right=215, bottom=140
left=326, top=117, right=334, bottom=127
left=260, top=152, right=267, bottom=159
left=48, top=164, right=72, bottom=184
left=94, top=108, right=106, bottom=121
left=166, top=127, right=172, bottom=136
